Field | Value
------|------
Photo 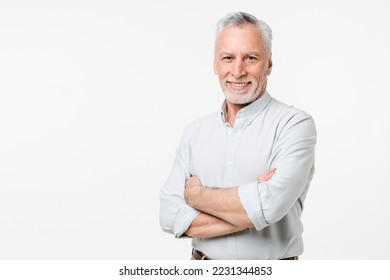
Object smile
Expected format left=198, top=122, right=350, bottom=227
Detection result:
left=229, top=82, right=250, bottom=88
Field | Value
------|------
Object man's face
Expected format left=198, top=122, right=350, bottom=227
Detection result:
left=214, top=24, right=273, bottom=105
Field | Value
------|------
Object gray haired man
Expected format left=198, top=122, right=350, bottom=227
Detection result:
left=160, top=12, right=316, bottom=260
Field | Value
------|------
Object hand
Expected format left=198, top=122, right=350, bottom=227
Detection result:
left=257, top=167, right=276, bottom=182
left=186, top=176, right=202, bottom=188
left=185, top=176, right=202, bottom=206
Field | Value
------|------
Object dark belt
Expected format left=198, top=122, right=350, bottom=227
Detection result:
left=192, top=249, right=298, bottom=260
left=192, top=249, right=212, bottom=260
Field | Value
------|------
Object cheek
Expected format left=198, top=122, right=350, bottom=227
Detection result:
left=216, top=61, right=232, bottom=74
left=255, top=67, right=269, bottom=82
left=217, top=64, right=227, bottom=72
left=217, top=68, right=230, bottom=81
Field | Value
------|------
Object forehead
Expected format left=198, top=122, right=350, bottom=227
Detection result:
left=216, top=24, right=264, bottom=53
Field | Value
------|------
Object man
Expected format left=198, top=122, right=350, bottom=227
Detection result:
left=159, top=11, right=316, bottom=260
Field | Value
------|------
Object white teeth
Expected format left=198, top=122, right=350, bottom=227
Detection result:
left=231, top=82, right=248, bottom=87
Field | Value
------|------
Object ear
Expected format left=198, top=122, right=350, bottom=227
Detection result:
left=266, top=53, right=273, bottom=76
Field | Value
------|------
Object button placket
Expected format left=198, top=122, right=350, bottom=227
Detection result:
left=224, top=126, right=241, bottom=259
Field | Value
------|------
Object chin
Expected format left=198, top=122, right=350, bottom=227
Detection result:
left=225, top=91, right=259, bottom=105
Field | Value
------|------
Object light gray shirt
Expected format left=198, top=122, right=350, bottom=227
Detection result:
left=159, top=91, right=316, bottom=259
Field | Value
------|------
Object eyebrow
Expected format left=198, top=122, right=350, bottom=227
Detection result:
left=218, top=51, right=234, bottom=57
left=217, top=51, right=262, bottom=57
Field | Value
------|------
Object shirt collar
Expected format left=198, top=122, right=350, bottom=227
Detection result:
left=220, top=91, right=272, bottom=127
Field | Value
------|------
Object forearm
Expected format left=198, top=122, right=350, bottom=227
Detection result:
left=184, top=212, right=245, bottom=238
left=184, top=169, right=276, bottom=230
left=186, top=186, right=254, bottom=228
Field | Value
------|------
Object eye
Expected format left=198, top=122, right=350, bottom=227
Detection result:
left=246, top=56, right=258, bottom=62
left=221, top=56, right=233, bottom=62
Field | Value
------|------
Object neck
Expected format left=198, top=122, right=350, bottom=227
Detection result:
left=225, top=89, right=266, bottom=127
left=226, top=102, right=245, bottom=127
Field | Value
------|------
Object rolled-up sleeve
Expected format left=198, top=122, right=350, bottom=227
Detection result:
left=159, top=129, right=200, bottom=238
left=238, top=112, right=317, bottom=231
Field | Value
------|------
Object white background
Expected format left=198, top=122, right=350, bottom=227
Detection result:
left=0, top=0, right=389, bottom=260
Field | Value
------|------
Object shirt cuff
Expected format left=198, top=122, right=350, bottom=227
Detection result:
left=238, top=181, right=268, bottom=231
left=173, top=206, right=201, bottom=238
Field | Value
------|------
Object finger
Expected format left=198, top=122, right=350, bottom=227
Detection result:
left=186, top=176, right=202, bottom=187
left=258, top=168, right=277, bottom=182
left=259, top=174, right=272, bottom=182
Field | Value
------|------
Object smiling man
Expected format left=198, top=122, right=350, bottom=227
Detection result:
left=159, top=12, right=317, bottom=260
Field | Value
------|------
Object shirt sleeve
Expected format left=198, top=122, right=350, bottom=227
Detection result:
left=238, top=112, right=317, bottom=231
left=159, top=128, right=200, bottom=238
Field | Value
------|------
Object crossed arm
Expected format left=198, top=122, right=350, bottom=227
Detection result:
left=184, top=168, right=276, bottom=238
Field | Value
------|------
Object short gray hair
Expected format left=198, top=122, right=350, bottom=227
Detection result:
left=215, top=12, right=273, bottom=55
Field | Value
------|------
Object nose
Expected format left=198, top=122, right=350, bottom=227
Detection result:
left=232, top=59, right=246, bottom=78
